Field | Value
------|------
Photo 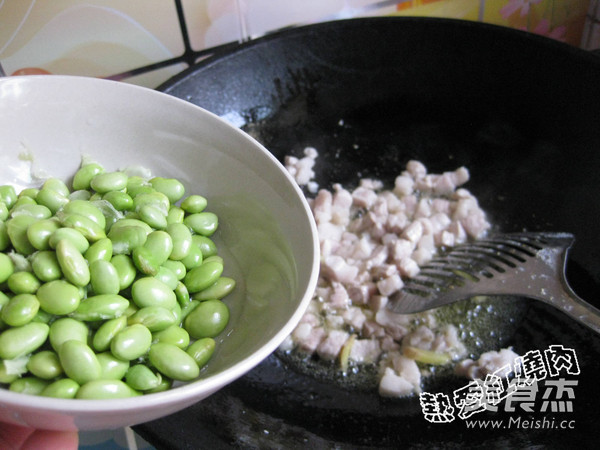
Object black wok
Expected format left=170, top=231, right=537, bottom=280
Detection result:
left=136, top=18, right=600, bottom=448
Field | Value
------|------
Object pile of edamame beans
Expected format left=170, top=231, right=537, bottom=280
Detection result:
left=0, top=161, right=235, bottom=399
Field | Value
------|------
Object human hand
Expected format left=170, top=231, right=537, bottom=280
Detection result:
left=0, top=422, right=78, bottom=450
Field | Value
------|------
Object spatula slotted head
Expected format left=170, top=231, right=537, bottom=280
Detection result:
left=388, top=232, right=575, bottom=314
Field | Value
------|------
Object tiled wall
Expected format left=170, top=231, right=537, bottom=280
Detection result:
left=0, top=0, right=596, bottom=89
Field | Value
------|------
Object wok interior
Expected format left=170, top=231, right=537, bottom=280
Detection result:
left=163, top=18, right=600, bottom=304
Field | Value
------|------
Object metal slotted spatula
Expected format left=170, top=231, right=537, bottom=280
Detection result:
left=388, top=232, right=600, bottom=334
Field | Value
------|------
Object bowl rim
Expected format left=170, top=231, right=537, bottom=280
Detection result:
left=0, top=75, right=320, bottom=416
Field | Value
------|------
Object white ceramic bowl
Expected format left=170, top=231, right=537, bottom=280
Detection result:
left=0, top=76, right=319, bottom=430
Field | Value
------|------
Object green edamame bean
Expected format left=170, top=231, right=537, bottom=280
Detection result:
left=171, top=302, right=181, bottom=326
left=41, top=378, right=80, bottom=398
left=60, top=213, right=106, bottom=242
left=0, top=322, right=49, bottom=359
left=108, top=226, right=148, bottom=255
left=138, top=204, right=167, bottom=230
left=37, top=280, right=81, bottom=315
left=49, top=227, right=89, bottom=254
left=183, top=212, right=218, bottom=236
left=133, top=192, right=170, bottom=215
left=58, top=340, right=101, bottom=385
left=126, top=177, right=153, bottom=198
left=7, top=271, right=41, bottom=294
left=148, top=342, right=199, bottom=381
left=166, top=223, right=192, bottom=261
left=131, top=277, right=176, bottom=309
left=166, top=206, right=185, bottom=225
left=110, top=218, right=153, bottom=234
left=63, top=199, right=106, bottom=229
left=0, top=221, right=8, bottom=252
left=7, top=215, right=38, bottom=255
left=56, top=239, right=90, bottom=287
left=180, top=244, right=203, bottom=270
left=84, top=237, right=113, bottom=263
left=174, top=281, right=190, bottom=307
left=154, top=267, right=178, bottom=291
left=103, top=190, right=133, bottom=211
left=161, top=260, right=186, bottom=280
left=31, top=251, right=62, bottom=282
left=35, top=187, right=69, bottom=214
left=27, top=350, right=63, bottom=379
left=49, top=317, right=89, bottom=352
left=180, top=300, right=200, bottom=322
left=150, top=177, right=185, bottom=203
left=10, top=377, right=50, bottom=395
left=89, top=259, right=120, bottom=295
left=92, top=315, right=127, bottom=352
left=125, top=364, right=161, bottom=391
left=128, top=306, right=176, bottom=332
left=90, top=171, right=128, bottom=194
left=145, top=376, right=173, bottom=393
left=152, top=325, right=190, bottom=349
left=194, top=277, right=235, bottom=301
left=96, top=351, right=130, bottom=380
left=18, top=188, right=39, bottom=199
left=184, top=261, right=223, bottom=293
left=1, top=293, right=39, bottom=326
left=72, top=162, right=104, bottom=190
left=0, top=185, right=17, bottom=209
left=183, top=299, right=229, bottom=339
left=193, top=235, right=218, bottom=258
left=110, top=254, right=136, bottom=290
left=0, top=252, right=15, bottom=283
left=110, top=324, right=152, bottom=360
left=31, top=308, right=53, bottom=324
left=202, top=255, right=223, bottom=265
left=144, top=231, right=173, bottom=265
left=26, top=218, right=61, bottom=250
left=43, top=178, right=70, bottom=198
left=0, top=202, right=8, bottom=222
left=180, top=195, right=207, bottom=214
left=71, top=294, right=129, bottom=321
left=131, top=246, right=159, bottom=276
left=186, top=337, right=216, bottom=368
left=76, top=379, right=139, bottom=399
left=69, top=189, right=91, bottom=201
left=10, top=203, right=52, bottom=220
left=10, top=195, right=35, bottom=209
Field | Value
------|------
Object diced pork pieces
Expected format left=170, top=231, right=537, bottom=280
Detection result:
left=284, top=149, right=494, bottom=397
